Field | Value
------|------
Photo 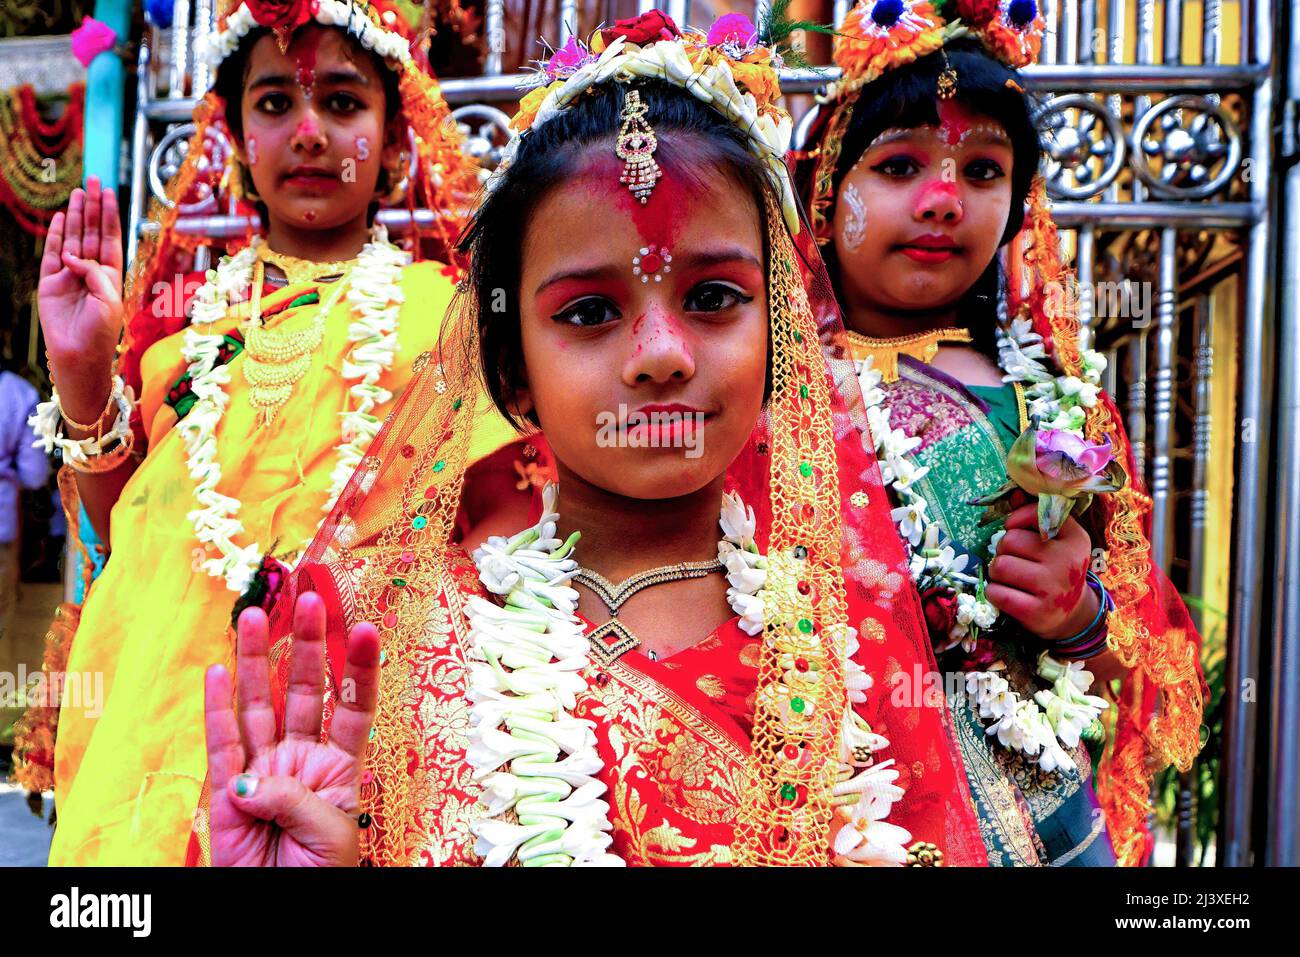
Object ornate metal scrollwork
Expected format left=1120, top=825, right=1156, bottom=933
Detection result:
left=451, top=104, right=513, bottom=173
left=148, top=121, right=231, bottom=213
left=1131, top=94, right=1242, bottom=200
left=1036, top=93, right=1128, bottom=201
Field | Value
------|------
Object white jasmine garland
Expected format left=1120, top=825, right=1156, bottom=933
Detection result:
left=195, top=1, right=414, bottom=70
left=467, top=485, right=906, bottom=864
left=179, top=226, right=406, bottom=592
left=465, top=484, right=621, bottom=867
left=852, top=316, right=1113, bottom=769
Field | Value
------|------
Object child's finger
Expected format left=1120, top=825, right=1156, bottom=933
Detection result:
left=988, top=554, right=1047, bottom=596
left=984, top=582, right=1039, bottom=623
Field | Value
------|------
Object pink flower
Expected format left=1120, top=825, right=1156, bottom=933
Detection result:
left=974, top=426, right=1127, bottom=539
left=545, top=36, right=596, bottom=80
left=1034, top=429, right=1114, bottom=483
left=71, top=16, right=118, bottom=68
left=707, top=13, right=759, bottom=49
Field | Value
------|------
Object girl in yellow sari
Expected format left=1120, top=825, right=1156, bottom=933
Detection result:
left=18, top=0, right=513, bottom=865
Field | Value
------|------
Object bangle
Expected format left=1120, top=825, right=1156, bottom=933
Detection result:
left=1043, top=571, right=1113, bottom=659
left=58, top=384, right=116, bottom=436
left=28, top=375, right=137, bottom=471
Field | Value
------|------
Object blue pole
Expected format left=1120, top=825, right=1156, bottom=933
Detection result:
left=80, top=0, right=132, bottom=189
left=75, top=0, right=132, bottom=589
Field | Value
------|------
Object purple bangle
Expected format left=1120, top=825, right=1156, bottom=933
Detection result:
left=1044, top=571, right=1112, bottom=659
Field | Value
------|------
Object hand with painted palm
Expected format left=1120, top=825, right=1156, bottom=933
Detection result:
left=204, top=591, right=380, bottom=866
left=36, top=176, right=125, bottom=426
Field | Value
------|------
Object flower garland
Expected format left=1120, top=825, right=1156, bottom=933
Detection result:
left=195, top=0, right=413, bottom=70
left=181, top=225, right=407, bottom=593
left=497, top=24, right=798, bottom=232
left=464, top=484, right=621, bottom=867
left=465, top=486, right=909, bottom=865
left=853, top=317, right=1111, bottom=770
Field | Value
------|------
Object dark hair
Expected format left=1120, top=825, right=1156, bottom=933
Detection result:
left=212, top=25, right=403, bottom=212
left=459, top=78, right=775, bottom=430
left=805, top=39, right=1044, bottom=357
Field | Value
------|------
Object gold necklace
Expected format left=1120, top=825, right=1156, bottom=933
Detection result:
left=241, top=259, right=352, bottom=427
left=257, top=242, right=359, bottom=285
left=843, top=327, right=974, bottom=383
left=575, top=558, right=724, bottom=664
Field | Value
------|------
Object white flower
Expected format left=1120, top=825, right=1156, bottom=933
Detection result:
left=832, top=760, right=912, bottom=866
left=719, top=490, right=757, bottom=549
left=730, top=591, right=765, bottom=635
left=890, top=498, right=928, bottom=547
left=972, top=599, right=998, bottom=629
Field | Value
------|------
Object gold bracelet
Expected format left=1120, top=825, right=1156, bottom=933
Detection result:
left=58, top=386, right=116, bottom=437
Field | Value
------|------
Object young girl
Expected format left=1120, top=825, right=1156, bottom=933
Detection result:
left=196, top=10, right=992, bottom=867
left=23, top=0, right=515, bottom=865
left=796, top=0, right=1204, bottom=865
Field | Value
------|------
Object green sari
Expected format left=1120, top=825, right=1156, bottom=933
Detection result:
left=884, top=357, right=1116, bottom=866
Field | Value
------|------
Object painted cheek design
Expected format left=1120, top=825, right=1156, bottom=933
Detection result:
left=246, top=136, right=258, bottom=166
left=840, top=182, right=868, bottom=252
left=355, top=136, right=370, bottom=162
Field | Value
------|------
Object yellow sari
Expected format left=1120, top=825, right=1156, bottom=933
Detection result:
left=50, top=259, right=515, bottom=865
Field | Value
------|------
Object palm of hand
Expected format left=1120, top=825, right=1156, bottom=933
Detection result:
left=210, top=737, right=362, bottom=867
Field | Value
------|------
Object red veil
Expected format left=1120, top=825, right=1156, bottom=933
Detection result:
left=1010, top=184, right=1206, bottom=866
left=226, top=175, right=990, bottom=865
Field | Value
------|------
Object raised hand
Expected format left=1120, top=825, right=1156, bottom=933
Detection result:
left=37, top=175, right=125, bottom=421
left=204, top=591, right=381, bottom=867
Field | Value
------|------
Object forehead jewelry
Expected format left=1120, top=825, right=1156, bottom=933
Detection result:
left=631, top=244, right=672, bottom=283
left=616, top=88, right=662, bottom=204
left=937, top=48, right=958, bottom=100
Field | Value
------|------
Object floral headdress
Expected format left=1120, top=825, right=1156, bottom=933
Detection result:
left=833, top=0, right=1044, bottom=95
left=120, top=0, right=479, bottom=427
left=493, top=11, right=802, bottom=232
left=195, top=0, right=416, bottom=68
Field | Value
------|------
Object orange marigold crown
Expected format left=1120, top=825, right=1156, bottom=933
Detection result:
left=833, top=0, right=1045, bottom=93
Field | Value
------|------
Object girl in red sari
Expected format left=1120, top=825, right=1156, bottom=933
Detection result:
left=196, top=10, right=990, bottom=866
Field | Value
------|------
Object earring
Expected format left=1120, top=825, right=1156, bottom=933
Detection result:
left=615, top=88, right=661, bottom=204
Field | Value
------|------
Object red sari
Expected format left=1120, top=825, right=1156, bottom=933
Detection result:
left=265, top=545, right=884, bottom=866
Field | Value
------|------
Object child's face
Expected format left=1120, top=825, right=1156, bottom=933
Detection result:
left=237, top=25, right=396, bottom=231
left=833, top=101, right=1014, bottom=315
left=515, top=154, right=769, bottom=502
